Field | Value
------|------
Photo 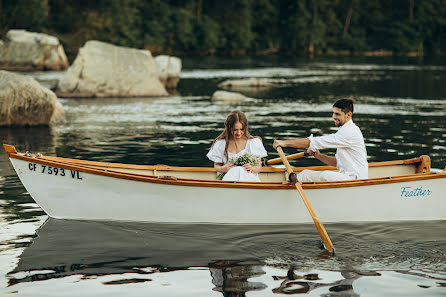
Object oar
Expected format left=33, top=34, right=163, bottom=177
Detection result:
left=266, top=151, right=308, bottom=165
left=276, top=147, right=335, bottom=255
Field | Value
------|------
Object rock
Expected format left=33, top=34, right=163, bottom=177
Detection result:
left=211, top=90, right=246, bottom=102
left=218, top=78, right=276, bottom=89
left=50, top=101, right=66, bottom=124
left=155, top=55, right=182, bottom=89
left=0, top=71, right=65, bottom=127
left=0, top=30, right=69, bottom=71
left=56, top=40, right=168, bottom=98
left=23, top=71, right=63, bottom=90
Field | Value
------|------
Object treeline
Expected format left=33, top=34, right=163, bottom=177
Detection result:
left=1, top=0, right=445, bottom=57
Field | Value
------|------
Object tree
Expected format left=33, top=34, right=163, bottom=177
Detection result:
left=204, top=0, right=254, bottom=53
left=1, top=0, right=48, bottom=38
left=251, top=0, right=280, bottom=53
left=194, top=15, right=224, bottom=54
left=2, top=0, right=446, bottom=56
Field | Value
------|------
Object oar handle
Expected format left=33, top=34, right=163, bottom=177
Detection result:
left=266, top=151, right=308, bottom=165
left=276, top=147, right=297, bottom=176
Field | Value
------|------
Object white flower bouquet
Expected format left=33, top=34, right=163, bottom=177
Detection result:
left=217, top=151, right=261, bottom=180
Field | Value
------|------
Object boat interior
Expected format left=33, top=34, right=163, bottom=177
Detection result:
left=41, top=154, right=433, bottom=183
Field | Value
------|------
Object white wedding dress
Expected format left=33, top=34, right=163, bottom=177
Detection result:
left=207, top=138, right=268, bottom=182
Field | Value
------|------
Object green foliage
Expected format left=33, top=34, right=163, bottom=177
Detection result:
left=171, top=8, right=198, bottom=51
left=212, top=0, right=254, bottom=52
left=98, top=0, right=141, bottom=47
left=195, top=15, right=224, bottom=52
left=138, top=0, right=172, bottom=51
left=251, top=0, right=279, bottom=51
left=1, top=0, right=445, bottom=55
left=1, top=0, right=48, bottom=37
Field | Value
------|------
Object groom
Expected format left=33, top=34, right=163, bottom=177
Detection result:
left=273, top=98, right=368, bottom=182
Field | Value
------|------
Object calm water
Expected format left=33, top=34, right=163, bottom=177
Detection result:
left=1, top=55, right=446, bottom=296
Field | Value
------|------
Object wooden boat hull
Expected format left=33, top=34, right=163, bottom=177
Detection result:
left=5, top=144, right=446, bottom=224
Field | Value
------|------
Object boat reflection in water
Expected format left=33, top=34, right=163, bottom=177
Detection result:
left=209, top=260, right=267, bottom=296
left=271, top=270, right=381, bottom=296
left=7, top=219, right=271, bottom=295
left=7, top=218, right=387, bottom=296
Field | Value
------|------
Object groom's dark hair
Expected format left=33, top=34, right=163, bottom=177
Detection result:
left=333, top=98, right=354, bottom=113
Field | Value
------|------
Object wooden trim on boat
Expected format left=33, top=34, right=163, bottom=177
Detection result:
left=5, top=145, right=446, bottom=190
left=42, top=155, right=218, bottom=172
left=301, top=173, right=442, bottom=189
left=38, top=155, right=429, bottom=173
left=415, top=155, right=431, bottom=173
left=41, top=155, right=337, bottom=173
left=3, top=144, right=428, bottom=173
left=3, top=144, right=17, bottom=154
left=8, top=152, right=293, bottom=189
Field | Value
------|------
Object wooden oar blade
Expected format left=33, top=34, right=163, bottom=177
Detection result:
left=312, top=217, right=335, bottom=255
left=293, top=183, right=335, bottom=254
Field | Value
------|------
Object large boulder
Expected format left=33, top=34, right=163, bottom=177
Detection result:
left=50, top=101, right=66, bottom=124
left=56, top=40, right=168, bottom=98
left=0, top=71, right=65, bottom=127
left=0, top=30, right=69, bottom=71
left=155, top=55, right=182, bottom=89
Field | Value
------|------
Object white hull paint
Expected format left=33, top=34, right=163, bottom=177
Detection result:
left=9, top=157, right=446, bottom=224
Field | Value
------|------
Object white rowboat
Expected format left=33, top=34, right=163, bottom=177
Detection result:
left=4, top=144, right=446, bottom=224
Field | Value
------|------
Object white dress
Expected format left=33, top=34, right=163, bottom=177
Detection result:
left=206, top=138, right=268, bottom=182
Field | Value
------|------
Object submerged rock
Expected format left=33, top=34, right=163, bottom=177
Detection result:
left=155, top=55, right=182, bottom=89
left=56, top=40, right=168, bottom=98
left=218, top=78, right=276, bottom=89
left=0, top=71, right=65, bottom=127
left=211, top=90, right=246, bottom=102
left=0, top=30, right=69, bottom=71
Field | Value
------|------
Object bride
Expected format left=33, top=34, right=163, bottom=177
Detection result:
left=207, top=110, right=267, bottom=182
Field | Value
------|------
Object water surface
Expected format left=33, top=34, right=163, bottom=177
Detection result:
left=1, top=55, right=445, bottom=296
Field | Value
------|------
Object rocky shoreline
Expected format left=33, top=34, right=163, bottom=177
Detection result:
left=0, top=30, right=183, bottom=126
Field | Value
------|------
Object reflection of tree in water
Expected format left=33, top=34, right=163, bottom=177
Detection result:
left=272, top=269, right=381, bottom=296
left=209, top=260, right=267, bottom=297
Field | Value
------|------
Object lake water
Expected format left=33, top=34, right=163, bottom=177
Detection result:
left=1, top=55, right=446, bottom=296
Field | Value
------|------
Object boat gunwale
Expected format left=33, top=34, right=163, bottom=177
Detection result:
left=4, top=144, right=446, bottom=190
left=39, top=154, right=429, bottom=173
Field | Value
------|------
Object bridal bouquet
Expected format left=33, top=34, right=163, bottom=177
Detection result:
left=217, top=152, right=261, bottom=180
